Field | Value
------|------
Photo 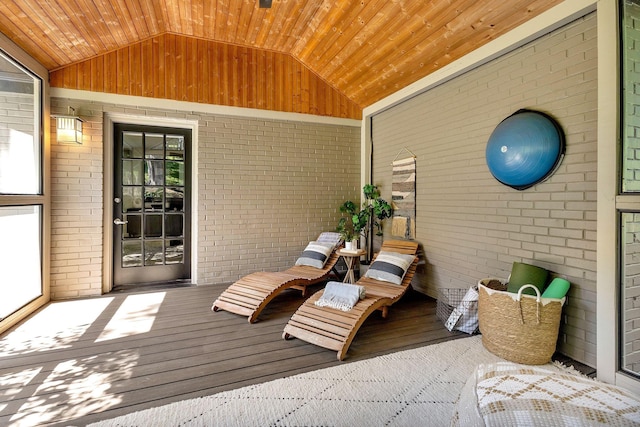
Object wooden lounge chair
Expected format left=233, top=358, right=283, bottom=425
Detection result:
left=282, top=239, right=419, bottom=360
left=212, top=233, right=342, bottom=323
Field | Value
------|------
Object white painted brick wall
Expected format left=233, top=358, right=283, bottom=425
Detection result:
left=49, top=115, right=104, bottom=299
left=371, top=14, right=597, bottom=366
left=49, top=99, right=360, bottom=299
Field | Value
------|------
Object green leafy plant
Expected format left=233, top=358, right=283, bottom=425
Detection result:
left=336, top=185, right=393, bottom=260
left=336, top=200, right=369, bottom=242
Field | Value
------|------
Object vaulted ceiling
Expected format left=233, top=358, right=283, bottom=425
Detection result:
left=0, top=0, right=563, bottom=118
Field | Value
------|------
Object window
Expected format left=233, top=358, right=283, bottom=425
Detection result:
left=0, top=46, right=46, bottom=329
left=620, top=0, right=640, bottom=379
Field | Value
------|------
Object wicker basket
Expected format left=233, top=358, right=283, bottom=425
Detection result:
left=478, top=283, right=564, bottom=365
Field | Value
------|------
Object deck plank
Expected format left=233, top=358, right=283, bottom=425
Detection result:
left=0, top=282, right=463, bottom=426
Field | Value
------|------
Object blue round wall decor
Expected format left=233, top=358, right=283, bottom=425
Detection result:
left=485, top=109, right=564, bottom=190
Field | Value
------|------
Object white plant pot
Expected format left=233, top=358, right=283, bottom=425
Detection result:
left=345, top=241, right=354, bottom=251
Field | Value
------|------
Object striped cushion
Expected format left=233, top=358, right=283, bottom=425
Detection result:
left=364, top=251, right=415, bottom=285
left=295, top=241, right=335, bottom=269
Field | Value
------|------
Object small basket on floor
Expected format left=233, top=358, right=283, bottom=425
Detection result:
left=436, top=287, right=479, bottom=334
left=436, top=288, right=464, bottom=323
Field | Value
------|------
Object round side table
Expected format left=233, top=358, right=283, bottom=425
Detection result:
left=337, top=248, right=366, bottom=283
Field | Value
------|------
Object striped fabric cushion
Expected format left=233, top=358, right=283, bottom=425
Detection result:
left=364, top=251, right=415, bottom=285
left=295, top=241, right=335, bottom=269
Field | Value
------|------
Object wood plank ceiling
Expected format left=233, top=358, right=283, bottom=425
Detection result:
left=0, top=0, right=563, bottom=119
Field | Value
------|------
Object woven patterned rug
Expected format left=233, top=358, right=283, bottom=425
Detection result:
left=89, top=336, right=509, bottom=426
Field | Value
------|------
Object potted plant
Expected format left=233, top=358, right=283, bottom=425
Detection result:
left=336, top=185, right=393, bottom=259
left=336, top=200, right=368, bottom=250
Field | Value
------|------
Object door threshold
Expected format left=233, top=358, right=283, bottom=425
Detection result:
left=110, top=280, right=194, bottom=294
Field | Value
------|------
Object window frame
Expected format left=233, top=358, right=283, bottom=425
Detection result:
left=0, top=33, right=50, bottom=335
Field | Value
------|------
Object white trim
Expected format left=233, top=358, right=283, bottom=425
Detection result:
left=102, top=113, right=199, bottom=292
left=361, top=117, right=371, bottom=192
left=0, top=32, right=47, bottom=78
left=52, top=88, right=361, bottom=127
left=363, top=0, right=597, bottom=118
left=597, top=0, right=619, bottom=387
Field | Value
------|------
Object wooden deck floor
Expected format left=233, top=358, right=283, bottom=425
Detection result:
left=0, top=282, right=463, bottom=426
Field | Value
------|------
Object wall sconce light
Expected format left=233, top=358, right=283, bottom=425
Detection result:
left=54, top=107, right=84, bottom=144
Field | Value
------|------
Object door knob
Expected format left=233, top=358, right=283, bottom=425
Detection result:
left=114, top=218, right=128, bottom=225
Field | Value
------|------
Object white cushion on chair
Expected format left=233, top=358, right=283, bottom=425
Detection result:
left=364, top=251, right=414, bottom=285
left=295, top=241, right=335, bottom=269
left=316, top=232, right=342, bottom=246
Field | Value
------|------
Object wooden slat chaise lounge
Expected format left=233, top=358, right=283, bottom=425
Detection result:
left=212, top=233, right=343, bottom=323
left=282, top=239, right=419, bottom=360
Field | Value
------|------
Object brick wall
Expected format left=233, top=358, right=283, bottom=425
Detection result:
left=49, top=98, right=360, bottom=299
left=197, top=116, right=360, bottom=283
left=370, top=14, right=597, bottom=366
left=49, top=106, right=105, bottom=298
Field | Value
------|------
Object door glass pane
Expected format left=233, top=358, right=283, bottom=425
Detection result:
left=166, top=188, right=184, bottom=211
left=145, top=214, right=163, bottom=237
left=166, top=135, right=184, bottom=160
left=122, top=132, right=143, bottom=159
left=144, top=187, right=163, bottom=211
left=144, top=240, right=164, bottom=265
left=165, top=239, right=183, bottom=264
left=123, top=187, right=143, bottom=212
left=166, top=161, right=184, bottom=186
left=123, top=160, right=143, bottom=185
left=145, top=134, right=164, bottom=159
left=123, top=214, right=141, bottom=238
left=0, top=206, right=42, bottom=319
left=145, top=160, right=164, bottom=185
left=122, top=241, right=142, bottom=267
left=0, top=52, right=41, bottom=195
left=165, top=214, right=183, bottom=237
